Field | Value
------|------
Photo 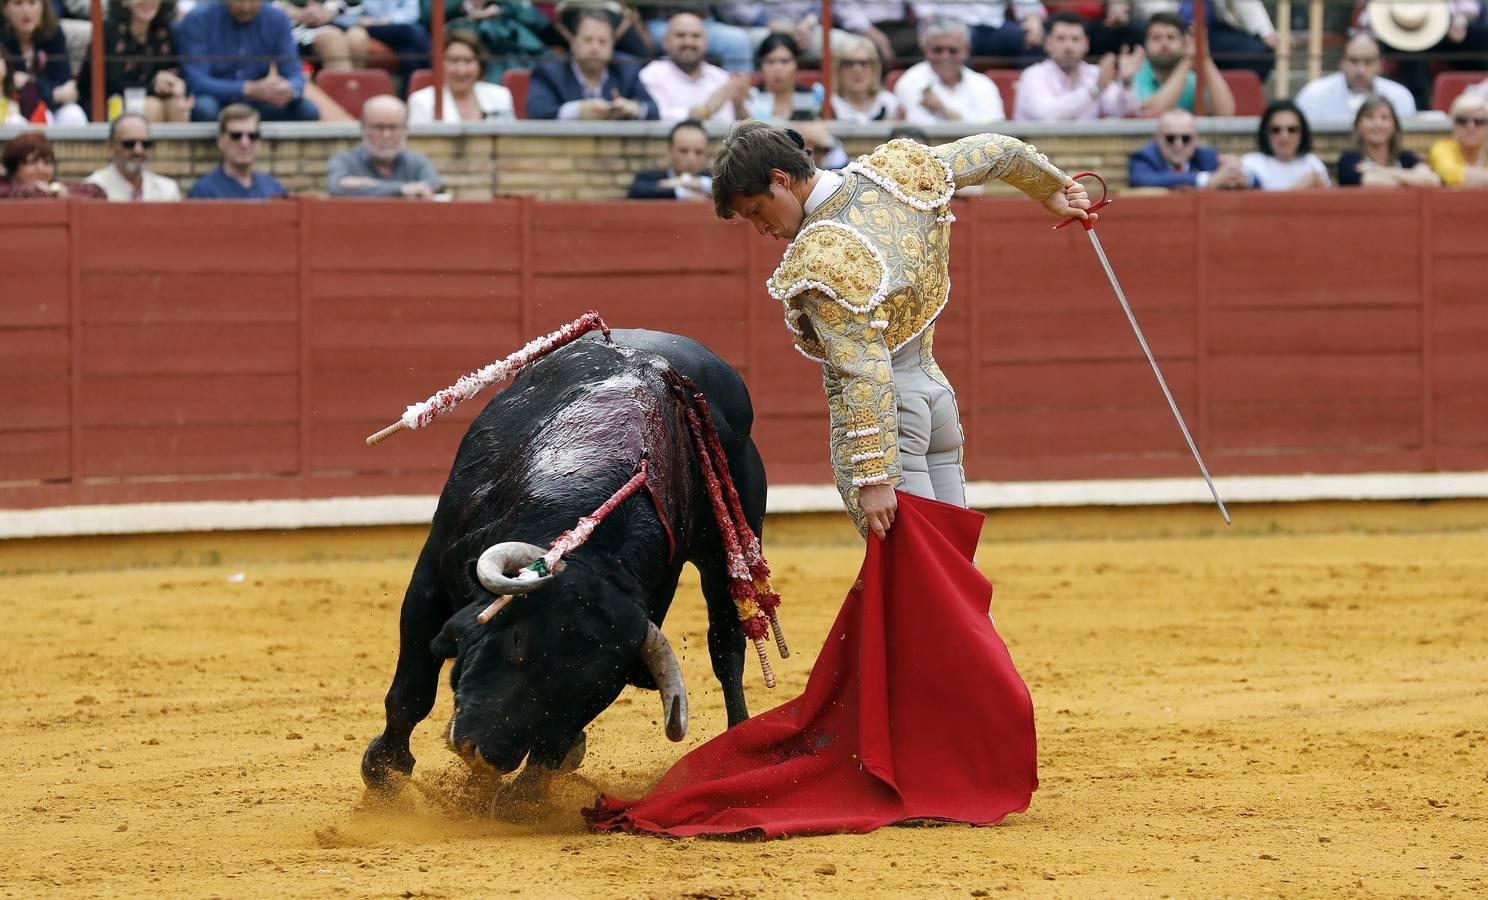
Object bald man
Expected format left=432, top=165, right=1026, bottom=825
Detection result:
left=1129, top=110, right=1254, bottom=190
left=1295, top=34, right=1417, bottom=122
left=326, top=95, right=444, bottom=198
left=639, top=12, right=750, bottom=124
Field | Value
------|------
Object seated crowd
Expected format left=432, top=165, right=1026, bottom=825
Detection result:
left=4, top=1, right=1488, bottom=197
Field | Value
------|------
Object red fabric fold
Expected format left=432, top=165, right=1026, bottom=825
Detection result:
left=584, top=491, right=1038, bottom=839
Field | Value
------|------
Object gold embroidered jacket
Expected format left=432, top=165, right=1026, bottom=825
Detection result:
left=767, top=134, right=1070, bottom=493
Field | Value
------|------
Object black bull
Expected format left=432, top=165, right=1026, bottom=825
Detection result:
left=362, top=329, right=767, bottom=793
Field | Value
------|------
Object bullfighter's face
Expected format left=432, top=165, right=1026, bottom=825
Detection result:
left=727, top=169, right=807, bottom=241
left=432, top=585, right=650, bottom=774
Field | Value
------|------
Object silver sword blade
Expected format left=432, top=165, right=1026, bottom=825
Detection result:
left=1086, top=229, right=1230, bottom=525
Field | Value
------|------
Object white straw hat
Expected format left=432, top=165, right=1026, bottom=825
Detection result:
left=1368, top=0, right=1452, bottom=52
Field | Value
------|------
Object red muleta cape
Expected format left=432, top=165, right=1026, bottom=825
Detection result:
left=584, top=491, right=1037, bottom=838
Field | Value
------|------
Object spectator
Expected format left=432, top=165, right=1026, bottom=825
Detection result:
left=627, top=118, right=711, bottom=200
left=554, top=0, right=655, bottom=60
left=85, top=113, right=183, bottom=201
left=1336, top=95, right=1439, bottom=188
left=829, top=33, right=902, bottom=122
left=1081, top=0, right=1144, bottom=57
left=1128, top=109, right=1253, bottom=189
left=1, top=48, right=28, bottom=123
left=744, top=32, right=820, bottom=121
left=526, top=8, right=657, bottom=119
left=833, top=1, right=917, bottom=65
left=1242, top=100, right=1330, bottom=191
left=888, top=123, right=929, bottom=143
left=276, top=0, right=358, bottom=71
left=1, top=0, right=86, bottom=124
left=176, top=0, right=320, bottom=122
left=794, top=117, right=850, bottom=170
left=327, top=94, right=443, bottom=197
left=639, top=12, right=748, bottom=124
left=1129, top=12, right=1234, bottom=115
left=334, top=0, right=431, bottom=79
left=82, top=0, right=192, bottom=122
left=893, top=17, right=1006, bottom=124
left=1429, top=91, right=1488, bottom=187
left=1176, top=0, right=1275, bottom=81
left=445, top=0, right=554, bottom=81
left=1014, top=10, right=1141, bottom=120
left=1294, top=34, right=1415, bottom=123
left=643, top=8, right=752, bottom=73
left=1363, top=0, right=1488, bottom=111
left=407, top=30, right=514, bottom=122
left=187, top=104, right=289, bottom=199
left=0, top=131, right=105, bottom=197
left=910, top=1, right=1045, bottom=62
left=718, top=1, right=856, bottom=66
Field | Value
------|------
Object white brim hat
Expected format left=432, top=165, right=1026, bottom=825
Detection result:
left=1369, top=0, right=1452, bottom=52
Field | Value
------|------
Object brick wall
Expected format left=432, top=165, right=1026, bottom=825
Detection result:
left=24, top=119, right=1454, bottom=201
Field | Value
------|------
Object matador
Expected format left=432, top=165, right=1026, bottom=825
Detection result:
left=711, top=124, right=1093, bottom=536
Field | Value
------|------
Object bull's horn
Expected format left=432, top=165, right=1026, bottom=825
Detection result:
left=475, top=542, right=562, bottom=596
left=640, top=623, right=689, bottom=742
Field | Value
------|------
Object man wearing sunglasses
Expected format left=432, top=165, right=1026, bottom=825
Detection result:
left=1128, top=109, right=1254, bottom=189
left=84, top=113, right=182, bottom=202
left=188, top=104, right=289, bottom=199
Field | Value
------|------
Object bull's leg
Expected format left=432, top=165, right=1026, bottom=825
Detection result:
left=695, top=557, right=750, bottom=727
left=362, top=564, right=446, bottom=793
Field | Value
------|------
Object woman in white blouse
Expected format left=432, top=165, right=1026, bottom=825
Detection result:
left=407, top=30, right=515, bottom=124
left=828, top=34, right=902, bottom=124
left=1242, top=100, right=1330, bottom=191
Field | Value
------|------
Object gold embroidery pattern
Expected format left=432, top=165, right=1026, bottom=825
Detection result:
left=846, top=139, right=956, bottom=212
left=934, top=133, right=1069, bottom=201
left=801, top=292, right=899, bottom=498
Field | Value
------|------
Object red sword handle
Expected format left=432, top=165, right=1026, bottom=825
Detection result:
left=1054, top=171, right=1113, bottom=232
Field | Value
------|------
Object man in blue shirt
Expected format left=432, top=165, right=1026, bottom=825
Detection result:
left=188, top=104, right=290, bottom=200
left=175, top=0, right=320, bottom=123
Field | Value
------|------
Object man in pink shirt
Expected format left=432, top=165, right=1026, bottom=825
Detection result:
left=1013, top=11, right=1143, bottom=120
left=639, top=11, right=750, bottom=124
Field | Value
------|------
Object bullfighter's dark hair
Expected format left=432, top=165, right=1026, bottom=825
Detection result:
left=710, top=121, right=813, bottom=220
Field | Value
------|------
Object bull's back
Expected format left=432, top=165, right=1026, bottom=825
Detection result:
left=597, top=329, right=753, bottom=436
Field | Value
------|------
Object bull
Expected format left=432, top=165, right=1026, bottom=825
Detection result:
left=361, top=329, right=766, bottom=801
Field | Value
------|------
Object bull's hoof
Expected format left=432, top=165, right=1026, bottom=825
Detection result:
left=361, top=735, right=415, bottom=793
left=557, top=731, right=587, bottom=773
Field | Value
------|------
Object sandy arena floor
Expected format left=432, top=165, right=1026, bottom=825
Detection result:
left=2, top=503, right=1486, bottom=898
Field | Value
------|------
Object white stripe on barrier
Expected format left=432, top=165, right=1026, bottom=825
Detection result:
left=2, top=472, right=1487, bottom=539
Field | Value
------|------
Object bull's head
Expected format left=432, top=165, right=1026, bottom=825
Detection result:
left=432, top=542, right=688, bottom=775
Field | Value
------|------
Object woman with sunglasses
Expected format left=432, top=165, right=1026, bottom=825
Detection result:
left=0, top=131, right=105, bottom=198
left=828, top=34, right=901, bottom=123
left=1242, top=99, right=1330, bottom=191
left=1337, top=95, right=1438, bottom=188
left=1429, top=92, right=1488, bottom=188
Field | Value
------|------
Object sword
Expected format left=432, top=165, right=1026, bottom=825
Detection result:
left=1056, top=172, right=1230, bottom=525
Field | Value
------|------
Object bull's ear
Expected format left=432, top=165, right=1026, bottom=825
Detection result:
left=429, top=618, right=463, bottom=660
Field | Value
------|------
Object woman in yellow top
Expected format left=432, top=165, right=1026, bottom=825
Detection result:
left=1430, top=92, right=1488, bottom=188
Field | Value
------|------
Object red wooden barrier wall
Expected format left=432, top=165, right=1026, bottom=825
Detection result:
left=2, top=193, right=1484, bottom=511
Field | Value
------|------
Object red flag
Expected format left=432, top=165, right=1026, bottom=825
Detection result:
left=584, top=491, right=1037, bottom=838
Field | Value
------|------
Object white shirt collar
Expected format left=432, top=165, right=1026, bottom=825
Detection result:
left=803, top=169, right=843, bottom=216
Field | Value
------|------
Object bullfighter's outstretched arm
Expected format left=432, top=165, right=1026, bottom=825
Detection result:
left=932, top=133, right=1071, bottom=201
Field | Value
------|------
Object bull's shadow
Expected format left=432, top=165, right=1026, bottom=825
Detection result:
left=362, top=329, right=769, bottom=810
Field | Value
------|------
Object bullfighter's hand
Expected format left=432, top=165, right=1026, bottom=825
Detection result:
left=1042, top=180, right=1095, bottom=224
left=859, top=483, right=897, bottom=540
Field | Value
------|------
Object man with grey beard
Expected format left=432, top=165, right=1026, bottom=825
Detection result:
left=326, top=95, right=443, bottom=198
left=85, top=114, right=181, bottom=202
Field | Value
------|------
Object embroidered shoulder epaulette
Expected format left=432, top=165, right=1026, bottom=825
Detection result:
left=844, top=138, right=956, bottom=212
